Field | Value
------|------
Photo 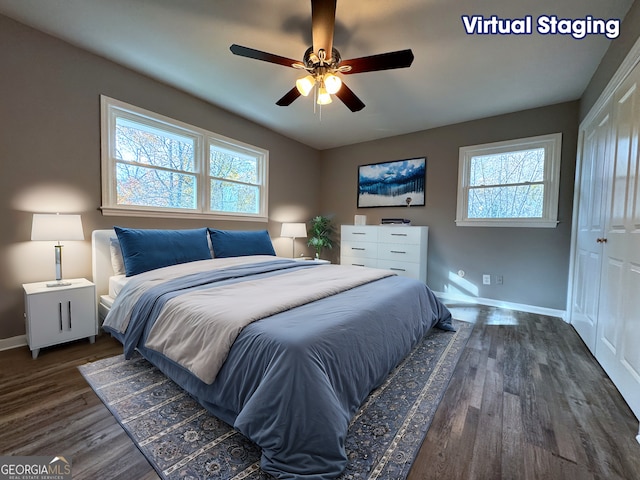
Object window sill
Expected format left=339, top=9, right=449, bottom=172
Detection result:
left=100, top=206, right=268, bottom=223
left=455, top=219, right=559, bottom=228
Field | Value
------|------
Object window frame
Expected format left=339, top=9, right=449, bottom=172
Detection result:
left=455, top=133, right=562, bottom=228
left=100, top=95, right=269, bottom=222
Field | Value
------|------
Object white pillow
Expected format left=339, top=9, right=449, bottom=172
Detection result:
left=109, top=236, right=126, bottom=276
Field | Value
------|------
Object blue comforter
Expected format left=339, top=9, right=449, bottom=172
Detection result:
left=104, top=258, right=452, bottom=479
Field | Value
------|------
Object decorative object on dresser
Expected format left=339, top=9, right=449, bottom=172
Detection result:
left=381, top=218, right=411, bottom=224
left=31, top=213, right=84, bottom=287
left=280, top=222, right=307, bottom=258
left=354, top=214, right=367, bottom=225
left=341, top=225, right=428, bottom=283
left=357, top=157, right=426, bottom=208
left=23, top=278, right=97, bottom=359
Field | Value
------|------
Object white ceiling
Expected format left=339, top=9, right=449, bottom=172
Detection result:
left=0, top=0, right=633, bottom=150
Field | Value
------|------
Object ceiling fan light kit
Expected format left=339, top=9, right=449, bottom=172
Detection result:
left=229, top=0, right=414, bottom=113
left=295, top=68, right=342, bottom=106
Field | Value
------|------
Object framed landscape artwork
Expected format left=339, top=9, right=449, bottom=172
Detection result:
left=357, top=157, right=426, bottom=207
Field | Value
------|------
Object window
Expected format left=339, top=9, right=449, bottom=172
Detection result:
left=456, top=133, right=562, bottom=227
left=100, top=96, right=268, bottom=221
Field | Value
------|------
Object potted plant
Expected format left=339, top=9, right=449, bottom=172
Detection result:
left=307, top=215, right=334, bottom=260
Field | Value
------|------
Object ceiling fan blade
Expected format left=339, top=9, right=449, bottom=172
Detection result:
left=335, top=81, right=365, bottom=112
left=276, top=87, right=302, bottom=106
left=342, top=49, right=415, bottom=74
left=230, top=44, right=300, bottom=68
left=311, top=0, right=336, bottom=61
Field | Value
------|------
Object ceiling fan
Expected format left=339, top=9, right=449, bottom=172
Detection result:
left=230, top=0, right=414, bottom=112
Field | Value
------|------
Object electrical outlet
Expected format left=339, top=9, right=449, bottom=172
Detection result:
left=496, top=275, right=503, bottom=285
left=483, top=274, right=491, bottom=285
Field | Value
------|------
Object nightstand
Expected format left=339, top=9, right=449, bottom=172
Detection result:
left=23, top=278, right=97, bottom=359
left=294, top=257, right=331, bottom=264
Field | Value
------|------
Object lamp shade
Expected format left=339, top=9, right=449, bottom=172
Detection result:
left=31, top=214, right=84, bottom=241
left=324, top=73, right=342, bottom=94
left=296, top=75, right=315, bottom=97
left=316, top=86, right=332, bottom=105
left=280, top=222, right=307, bottom=238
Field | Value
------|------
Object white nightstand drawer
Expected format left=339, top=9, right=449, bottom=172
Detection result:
left=341, top=240, right=378, bottom=259
left=341, top=225, right=378, bottom=242
left=377, top=242, right=422, bottom=261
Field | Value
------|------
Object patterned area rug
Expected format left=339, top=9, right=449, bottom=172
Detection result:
left=79, top=321, right=472, bottom=480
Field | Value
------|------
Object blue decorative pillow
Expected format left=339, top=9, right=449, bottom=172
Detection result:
left=114, top=227, right=212, bottom=276
left=208, top=229, right=275, bottom=258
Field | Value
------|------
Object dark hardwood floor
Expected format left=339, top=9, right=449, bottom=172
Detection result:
left=0, top=305, right=638, bottom=479
left=0, top=334, right=159, bottom=479
left=408, top=305, right=640, bottom=480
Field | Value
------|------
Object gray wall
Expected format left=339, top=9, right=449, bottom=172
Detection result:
left=319, top=102, right=579, bottom=311
left=0, top=15, right=320, bottom=339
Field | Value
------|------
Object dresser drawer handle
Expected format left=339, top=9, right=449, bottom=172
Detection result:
left=58, top=302, right=63, bottom=332
left=390, top=268, right=406, bottom=272
left=390, top=250, right=406, bottom=254
left=352, top=232, right=366, bottom=235
left=351, top=247, right=366, bottom=251
left=352, top=263, right=365, bottom=267
left=391, top=233, right=408, bottom=236
left=68, top=301, right=72, bottom=329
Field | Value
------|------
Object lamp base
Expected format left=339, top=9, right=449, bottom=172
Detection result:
left=46, top=244, right=71, bottom=287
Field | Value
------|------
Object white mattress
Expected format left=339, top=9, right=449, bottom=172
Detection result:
left=109, top=274, right=129, bottom=299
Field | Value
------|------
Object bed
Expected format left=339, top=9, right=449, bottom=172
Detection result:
left=91, top=227, right=453, bottom=480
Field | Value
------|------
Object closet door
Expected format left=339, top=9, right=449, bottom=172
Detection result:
left=570, top=103, right=611, bottom=353
left=595, top=63, right=640, bottom=419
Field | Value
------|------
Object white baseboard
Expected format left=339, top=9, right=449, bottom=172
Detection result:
left=435, top=291, right=567, bottom=321
left=0, top=334, right=27, bottom=352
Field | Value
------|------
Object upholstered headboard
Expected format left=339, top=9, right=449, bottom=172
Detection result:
left=91, top=229, right=116, bottom=303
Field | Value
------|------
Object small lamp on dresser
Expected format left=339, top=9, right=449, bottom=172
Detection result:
left=31, top=213, right=84, bottom=287
left=280, top=222, right=307, bottom=258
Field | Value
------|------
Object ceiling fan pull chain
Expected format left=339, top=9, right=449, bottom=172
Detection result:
left=314, top=85, right=317, bottom=115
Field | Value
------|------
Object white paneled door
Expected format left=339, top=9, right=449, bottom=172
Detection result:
left=570, top=104, right=610, bottom=353
left=595, top=64, right=640, bottom=420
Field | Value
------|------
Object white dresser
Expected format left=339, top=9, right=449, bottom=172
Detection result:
left=340, top=225, right=428, bottom=283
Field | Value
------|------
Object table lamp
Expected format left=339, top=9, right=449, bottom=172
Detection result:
left=280, top=222, right=307, bottom=258
left=31, top=213, right=84, bottom=287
